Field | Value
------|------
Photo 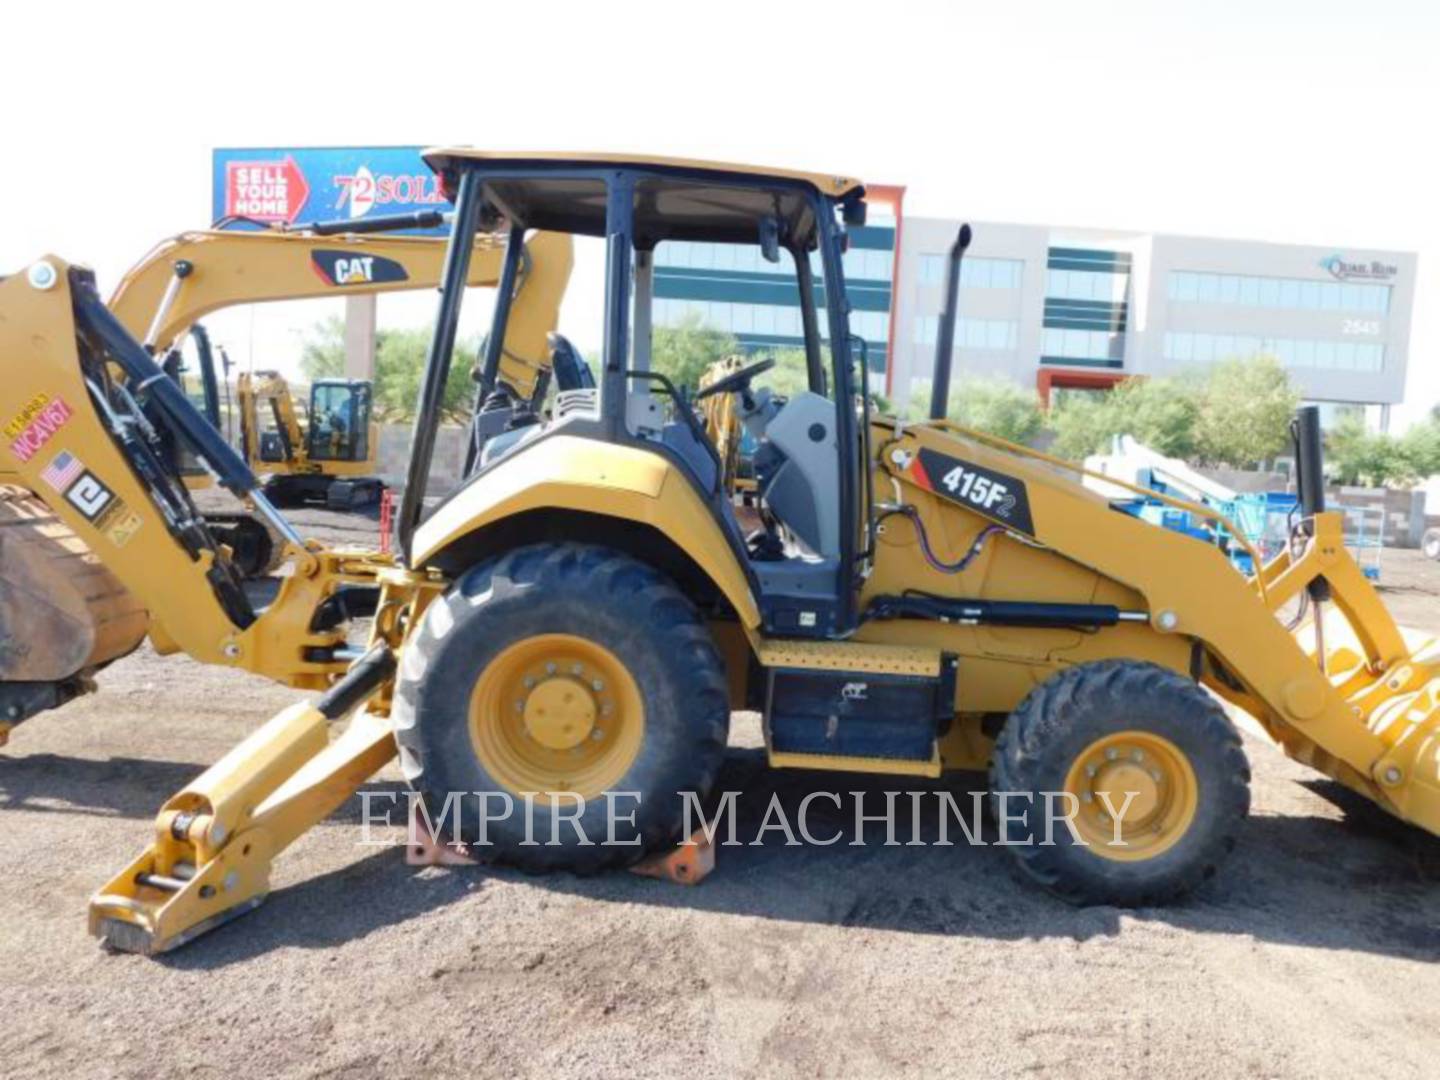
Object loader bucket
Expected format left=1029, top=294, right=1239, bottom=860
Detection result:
left=1299, top=610, right=1440, bottom=833
left=0, top=485, right=148, bottom=739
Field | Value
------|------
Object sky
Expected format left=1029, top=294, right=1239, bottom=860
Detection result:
left=3, top=0, right=1436, bottom=427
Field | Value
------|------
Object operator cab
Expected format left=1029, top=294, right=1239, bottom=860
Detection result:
left=404, top=152, right=874, bottom=638
left=307, top=379, right=372, bottom=464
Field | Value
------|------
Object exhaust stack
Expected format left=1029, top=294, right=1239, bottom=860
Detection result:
left=929, top=223, right=973, bottom=421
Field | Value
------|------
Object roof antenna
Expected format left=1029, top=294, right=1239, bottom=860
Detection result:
left=929, top=223, right=973, bottom=421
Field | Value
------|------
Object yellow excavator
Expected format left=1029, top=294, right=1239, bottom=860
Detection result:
left=0, top=151, right=1435, bottom=958
left=234, top=368, right=381, bottom=511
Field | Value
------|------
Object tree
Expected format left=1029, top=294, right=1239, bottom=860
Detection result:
left=903, top=377, right=1044, bottom=444
left=949, top=377, right=1045, bottom=444
left=1047, top=377, right=1202, bottom=461
left=373, top=325, right=477, bottom=422
left=1401, top=416, right=1440, bottom=480
left=1046, top=390, right=1122, bottom=461
left=1192, top=355, right=1298, bottom=468
left=1327, top=417, right=1411, bottom=486
left=299, top=315, right=346, bottom=380
left=650, top=313, right=740, bottom=391
left=1327, top=414, right=1440, bottom=488
left=1110, top=375, right=1202, bottom=458
left=297, top=317, right=477, bottom=421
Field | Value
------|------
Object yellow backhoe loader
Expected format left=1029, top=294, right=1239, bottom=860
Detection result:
left=0, top=152, right=1435, bottom=958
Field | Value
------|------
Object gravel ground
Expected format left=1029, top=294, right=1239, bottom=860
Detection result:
left=2, top=507, right=1439, bottom=1079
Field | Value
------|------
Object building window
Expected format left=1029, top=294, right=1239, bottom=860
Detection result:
left=1040, top=327, right=1124, bottom=367
left=914, top=315, right=1019, bottom=351
left=1163, top=331, right=1384, bottom=373
left=1046, top=268, right=1128, bottom=303
left=842, top=247, right=894, bottom=282
left=918, top=255, right=1023, bottom=289
left=1167, top=270, right=1390, bottom=314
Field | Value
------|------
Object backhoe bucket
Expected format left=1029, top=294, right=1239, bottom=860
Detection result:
left=0, top=486, right=148, bottom=740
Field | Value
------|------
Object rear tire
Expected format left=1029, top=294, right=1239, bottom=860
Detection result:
left=990, top=660, right=1250, bottom=906
left=393, top=543, right=730, bottom=873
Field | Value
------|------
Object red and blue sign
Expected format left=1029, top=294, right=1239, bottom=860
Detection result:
left=212, top=146, right=451, bottom=233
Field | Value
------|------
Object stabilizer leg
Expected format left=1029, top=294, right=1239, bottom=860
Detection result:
left=89, top=647, right=397, bottom=954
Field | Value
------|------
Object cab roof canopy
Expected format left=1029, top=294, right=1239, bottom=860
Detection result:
left=422, top=149, right=865, bottom=249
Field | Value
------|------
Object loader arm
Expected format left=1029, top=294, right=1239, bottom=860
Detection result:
left=867, top=419, right=1440, bottom=829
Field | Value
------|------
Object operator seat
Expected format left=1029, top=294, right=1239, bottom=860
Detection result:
left=753, top=392, right=840, bottom=557
left=548, top=333, right=595, bottom=392
left=478, top=333, right=598, bottom=469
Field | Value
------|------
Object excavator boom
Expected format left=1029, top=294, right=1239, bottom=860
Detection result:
left=109, top=225, right=573, bottom=404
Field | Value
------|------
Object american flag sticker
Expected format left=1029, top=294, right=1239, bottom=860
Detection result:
left=40, top=450, right=83, bottom=493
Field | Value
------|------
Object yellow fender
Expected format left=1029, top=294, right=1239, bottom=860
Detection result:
left=411, top=434, right=761, bottom=629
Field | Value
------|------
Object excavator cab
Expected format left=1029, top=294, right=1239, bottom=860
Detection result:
left=307, top=379, right=372, bottom=464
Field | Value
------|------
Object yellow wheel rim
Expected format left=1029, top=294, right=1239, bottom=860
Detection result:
left=1062, top=730, right=1198, bottom=862
left=469, top=633, right=645, bottom=801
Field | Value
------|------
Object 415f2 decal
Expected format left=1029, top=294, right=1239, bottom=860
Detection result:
left=909, top=448, right=1036, bottom=536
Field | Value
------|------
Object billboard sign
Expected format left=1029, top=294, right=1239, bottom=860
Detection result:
left=212, top=146, right=451, bottom=233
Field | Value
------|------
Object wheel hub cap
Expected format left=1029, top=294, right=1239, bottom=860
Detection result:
left=524, top=678, right=597, bottom=750
left=469, top=634, right=645, bottom=800
left=1063, top=731, right=1199, bottom=862
left=1091, top=761, right=1161, bottom=822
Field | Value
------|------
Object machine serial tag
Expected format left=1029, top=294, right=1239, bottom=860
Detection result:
left=910, top=448, right=1036, bottom=536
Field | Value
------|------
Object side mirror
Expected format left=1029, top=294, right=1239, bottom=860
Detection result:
left=759, top=216, right=781, bottom=264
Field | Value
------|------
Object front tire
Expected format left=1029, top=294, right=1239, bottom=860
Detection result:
left=393, top=543, right=730, bottom=873
left=990, top=660, right=1250, bottom=906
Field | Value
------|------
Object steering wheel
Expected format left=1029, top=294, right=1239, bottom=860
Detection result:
left=694, top=357, right=776, bottom=401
